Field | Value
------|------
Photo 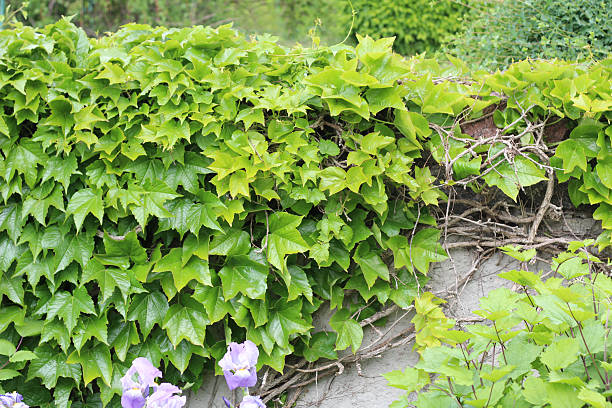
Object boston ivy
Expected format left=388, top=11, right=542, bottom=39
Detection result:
left=0, top=17, right=610, bottom=408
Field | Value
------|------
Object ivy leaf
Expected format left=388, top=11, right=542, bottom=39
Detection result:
left=483, top=156, right=547, bottom=200
left=41, top=320, right=71, bottom=354
left=162, top=296, right=210, bottom=347
left=219, top=251, right=269, bottom=300
left=0, top=273, right=25, bottom=305
left=0, top=203, right=22, bottom=243
left=319, top=140, right=340, bottom=156
left=41, top=153, right=78, bottom=192
left=192, top=284, right=235, bottom=324
left=0, top=236, right=18, bottom=271
left=72, top=315, right=109, bottom=353
left=394, top=110, right=430, bottom=146
left=159, top=198, right=223, bottom=238
left=302, top=331, right=338, bottom=362
left=595, top=156, right=612, bottom=189
left=329, top=309, right=363, bottom=353
left=22, top=184, right=65, bottom=226
left=127, top=292, right=169, bottom=338
left=360, top=131, right=395, bottom=155
left=54, top=379, right=73, bottom=408
left=3, top=140, right=47, bottom=188
left=408, top=228, right=448, bottom=274
left=81, top=259, right=136, bottom=302
left=555, top=139, right=587, bottom=173
left=383, top=367, right=429, bottom=392
left=73, top=104, right=106, bottom=131
left=266, top=212, right=309, bottom=271
left=166, top=340, right=197, bottom=374
left=287, top=265, right=313, bottom=303
left=593, top=203, right=612, bottom=229
left=54, top=233, right=95, bottom=273
left=209, top=228, right=251, bottom=256
left=128, top=181, right=180, bottom=228
left=0, top=369, right=20, bottom=380
left=319, top=167, right=347, bottom=195
left=102, top=231, right=147, bottom=264
left=95, top=63, right=127, bottom=84
left=107, top=321, right=140, bottom=362
left=66, top=189, right=104, bottom=232
left=266, top=299, right=312, bottom=349
left=45, top=97, right=75, bottom=131
left=353, top=241, right=389, bottom=288
left=67, top=343, right=113, bottom=386
left=0, top=339, right=16, bottom=355
left=46, top=287, right=96, bottom=334
left=27, top=345, right=81, bottom=388
left=153, top=248, right=212, bottom=291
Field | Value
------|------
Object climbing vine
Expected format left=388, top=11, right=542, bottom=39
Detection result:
left=0, top=18, right=610, bottom=407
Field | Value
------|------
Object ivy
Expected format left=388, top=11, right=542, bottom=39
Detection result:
left=0, top=17, right=609, bottom=407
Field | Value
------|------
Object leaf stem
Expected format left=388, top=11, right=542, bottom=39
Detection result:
left=566, top=302, right=607, bottom=388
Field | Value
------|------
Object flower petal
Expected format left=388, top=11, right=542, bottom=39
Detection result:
left=131, top=357, right=162, bottom=386
left=239, top=395, right=266, bottom=408
left=121, top=388, right=146, bottom=408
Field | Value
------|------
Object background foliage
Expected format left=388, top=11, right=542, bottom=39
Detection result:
left=0, top=13, right=610, bottom=408
left=6, top=0, right=480, bottom=55
left=5, top=0, right=348, bottom=45
left=345, top=0, right=477, bottom=56
left=449, top=0, right=612, bottom=69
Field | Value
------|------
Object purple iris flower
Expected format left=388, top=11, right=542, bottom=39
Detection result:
left=239, top=396, right=266, bottom=408
left=218, top=340, right=259, bottom=390
left=147, top=383, right=186, bottom=408
left=121, top=357, right=163, bottom=408
left=0, top=392, right=28, bottom=408
left=121, top=388, right=146, bottom=408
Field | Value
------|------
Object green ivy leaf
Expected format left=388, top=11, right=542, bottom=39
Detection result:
left=555, top=139, right=588, bottom=173
left=162, top=296, right=210, bottom=347
left=108, top=321, right=140, bottom=362
left=27, top=345, right=81, bottom=388
left=0, top=339, right=16, bottom=356
left=302, top=331, right=338, bottom=362
left=353, top=241, right=389, bottom=288
left=483, top=156, right=547, bottom=200
left=67, top=343, right=113, bottom=386
left=127, top=292, right=169, bottom=338
left=219, top=251, right=269, bottom=300
left=0, top=203, right=22, bottom=243
left=153, top=248, right=212, bottom=291
left=266, top=299, right=312, bottom=349
left=66, top=189, right=104, bottom=232
left=266, top=212, right=309, bottom=271
left=46, top=287, right=96, bottom=334
left=329, top=309, right=363, bottom=353
left=81, top=259, right=135, bottom=302
left=209, top=228, right=250, bottom=256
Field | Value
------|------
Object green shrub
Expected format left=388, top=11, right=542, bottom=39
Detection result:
left=450, top=0, right=612, bottom=69
left=346, top=0, right=477, bottom=55
left=6, top=0, right=347, bottom=45
left=385, top=243, right=612, bottom=407
left=0, top=17, right=610, bottom=408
